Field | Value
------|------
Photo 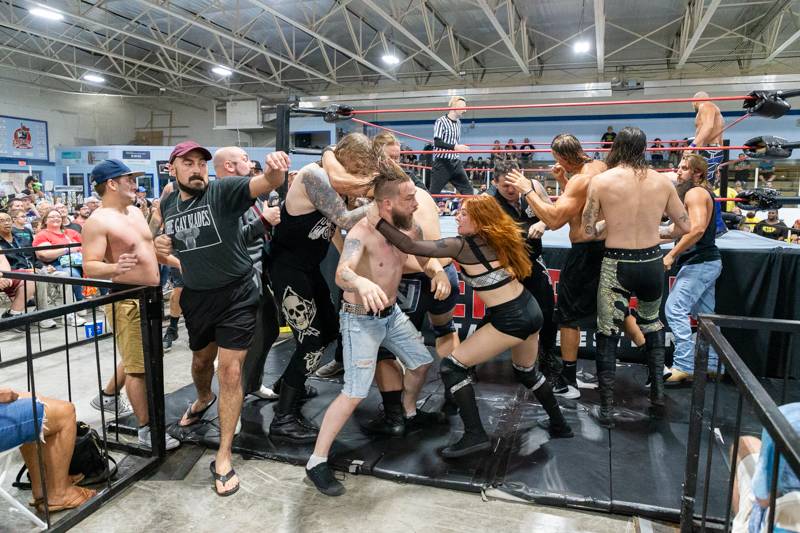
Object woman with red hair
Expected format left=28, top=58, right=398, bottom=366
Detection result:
left=371, top=195, right=573, bottom=458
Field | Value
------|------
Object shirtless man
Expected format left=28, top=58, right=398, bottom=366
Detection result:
left=581, top=127, right=691, bottom=427
left=364, top=133, right=457, bottom=435
left=691, top=91, right=725, bottom=185
left=82, top=159, right=180, bottom=450
left=505, top=134, right=646, bottom=399
left=305, top=161, right=433, bottom=496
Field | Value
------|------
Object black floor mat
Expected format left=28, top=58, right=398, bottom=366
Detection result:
left=136, top=339, right=794, bottom=523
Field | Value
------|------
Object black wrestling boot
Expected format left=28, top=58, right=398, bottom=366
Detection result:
left=593, top=334, right=619, bottom=428
left=440, top=358, right=490, bottom=459
left=269, top=383, right=318, bottom=443
left=361, top=404, right=405, bottom=437
left=531, top=380, right=574, bottom=438
left=645, top=330, right=666, bottom=419
left=271, top=379, right=319, bottom=401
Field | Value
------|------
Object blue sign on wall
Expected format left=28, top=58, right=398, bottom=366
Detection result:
left=122, top=150, right=151, bottom=160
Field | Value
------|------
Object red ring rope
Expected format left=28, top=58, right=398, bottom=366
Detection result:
left=398, top=162, right=678, bottom=173
left=400, top=146, right=750, bottom=155
left=428, top=193, right=745, bottom=203
left=349, top=95, right=754, bottom=116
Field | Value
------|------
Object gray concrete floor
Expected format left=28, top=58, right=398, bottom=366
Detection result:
left=1, top=316, right=653, bottom=533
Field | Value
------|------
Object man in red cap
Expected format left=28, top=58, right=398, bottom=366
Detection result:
left=154, top=141, right=289, bottom=496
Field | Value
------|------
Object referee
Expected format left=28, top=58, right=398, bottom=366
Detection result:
left=429, top=96, right=473, bottom=195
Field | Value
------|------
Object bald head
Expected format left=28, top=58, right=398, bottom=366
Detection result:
left=213, top=146, right=251, bottom=178
left=693, top=91, right=709, bottom=112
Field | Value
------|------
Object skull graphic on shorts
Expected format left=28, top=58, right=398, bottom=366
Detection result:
left=282, top=286, right=320, bottom=342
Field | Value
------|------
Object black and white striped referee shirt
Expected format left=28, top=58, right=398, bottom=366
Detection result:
left=433, top=115, right=460, bottom=160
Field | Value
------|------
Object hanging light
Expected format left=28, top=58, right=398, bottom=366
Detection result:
left=30, top=7, right=64, bottom=21
left=212, top=66, right=233, bottom=77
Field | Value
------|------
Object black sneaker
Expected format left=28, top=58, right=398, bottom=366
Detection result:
left=405, top=410, right=447, bottom=433
left=306, top=463, right=345, bottom=496
left=362, top=408, right=405, bottom=437
left=163, top=327, right=178, bottom=352
left=440, top=431, right=491, bottom=459
left=551, top=375, right=580, bottom=399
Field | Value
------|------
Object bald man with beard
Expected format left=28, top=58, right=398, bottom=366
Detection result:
left=213, top=147, right=283, bottom=401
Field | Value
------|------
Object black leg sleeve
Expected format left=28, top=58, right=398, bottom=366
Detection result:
left=440, top=356, right=486, bottom=437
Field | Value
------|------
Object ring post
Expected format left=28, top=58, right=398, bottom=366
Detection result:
left=276, top=103, right=291, bottom=200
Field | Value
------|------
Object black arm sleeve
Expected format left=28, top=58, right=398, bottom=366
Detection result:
left=376, top=219, right=465, bottom=259
left=434, top=137, right=456, bottom=151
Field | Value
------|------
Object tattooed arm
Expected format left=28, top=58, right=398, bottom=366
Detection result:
left=581, top=180, right=602, bottom=239
left=335, top=224, right=388, bottom=313
left=302, top=165, right=372, bottom=230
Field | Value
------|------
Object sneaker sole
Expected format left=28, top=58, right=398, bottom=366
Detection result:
left=553, top=387, right=581, bottom=400
left=440, top=440, right=491, bottom=459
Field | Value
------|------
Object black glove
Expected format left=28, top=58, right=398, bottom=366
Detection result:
left=743, top=136, right=793, bottom=159
left=323, top=104, right=353, bottom=123
left=736, top=189, right=782, bottom=210
left=743, top=91, right=791, bottom=119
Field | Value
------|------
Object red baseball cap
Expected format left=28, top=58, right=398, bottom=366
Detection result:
left=169, top=141, right=212, bottom=164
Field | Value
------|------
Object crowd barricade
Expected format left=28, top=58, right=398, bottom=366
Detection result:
left=0, top=272, right=167, bottom=531
left=680, top=314, right=800, bottom=532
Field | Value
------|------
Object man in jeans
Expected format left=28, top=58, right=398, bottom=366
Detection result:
left=662, top=154, right=723, bottom=384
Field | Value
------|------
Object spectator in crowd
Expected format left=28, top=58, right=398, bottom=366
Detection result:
left=714, top=182, right=739, bottom=213
left=754, top=210, right=789, bottom=240
left=546, top=186, right=554, bottom=197
left=9, top=208, right=35, bottom=257
left=490, top=140, right=502, bottom=165
left=734, top=153, right=751, bottom=184
left=788, top=219, right=800, bottom=244
left=650, top=138, right=665, bottom=162
left=519, top=137, right=535, bottom=164
left=32, top=207, right=85, bottom=307
left=84, top=196, right=101, bottom=214
left=24, top=176, right=44, bottom=200
left=135, top=186, right=151, bottom=209
left=743, top=211, right=761, bottom=232
left=465, top=156, right=476, bottom=181
left=17, top=194, right=39, bottom=227
left=71, top=203, right=92, bottom=229
left=734, top=181, right=745, bottom=194
left=478, top=184, right=488, bottom=194
left=731, top=402, right=800, bottom=533
left=0, top=388, right=96, bottom=513
left=759, top=159, right=776, bottom=176
left=437, top=200, right=447, bottom=216
left=0, top=215, right=36, bottom=328
left=504, top=138, right=517, bottom=152
left=600, top=126, right=616, bottom=148
left=668, top=141, right=683, bottom=167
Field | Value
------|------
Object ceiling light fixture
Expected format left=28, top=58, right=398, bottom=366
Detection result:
left=83, top=73, right=106, bottom=83
left=573, top=40, right=591, bottom=54
left=30, top=7, right=64, bottom=21
left=382, top=54, right=400, bottom=66
left=212, top=66, right=233, bottom=77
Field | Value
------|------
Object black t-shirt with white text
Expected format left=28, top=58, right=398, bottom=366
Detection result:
left=161, top=177, right=255, bottom=290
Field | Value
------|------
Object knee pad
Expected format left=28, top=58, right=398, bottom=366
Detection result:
left=432, top=319, right=456, bottom=338
left=512, top=363, right=546, bottom=391
left=644, top=329, right=665, bottom=350
left=439, top=356, right=472, bottom=395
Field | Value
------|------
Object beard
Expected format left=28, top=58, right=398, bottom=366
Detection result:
left=676, top=179, right=694, bottom=203
left=177, top=175, right=207, bottom=197
left=391, top=210, right=414, bottom=230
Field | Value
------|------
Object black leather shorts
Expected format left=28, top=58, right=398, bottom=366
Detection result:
left=481, top=290, right=543, bottom=340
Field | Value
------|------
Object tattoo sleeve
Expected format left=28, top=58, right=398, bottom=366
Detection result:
left=341, top=238, right=361, bottom=262
left=336, top=237, right=363, bottom=292
left=303, top=166, right=369, bottom=230
left=338, top=268, right=360, bottom=292
left=582, top=190, right=599, bottom=237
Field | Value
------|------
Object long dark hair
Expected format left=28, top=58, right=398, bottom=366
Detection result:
left=605, top=126, right=648, bottom=175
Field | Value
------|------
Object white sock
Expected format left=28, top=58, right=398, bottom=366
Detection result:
left=306, top=454, right=327, bottom=470
left=9, top=309, right=22, bottom=315
left=404, top=409, right=417, bottom=419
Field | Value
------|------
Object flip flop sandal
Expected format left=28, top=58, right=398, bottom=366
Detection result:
left=179, top=394, right=217, bottom=427
left=210, top=460, right=240, bottom=497
left=29, top=473, right=87, bottom=506
left=36, top=487, right=95, bottom=514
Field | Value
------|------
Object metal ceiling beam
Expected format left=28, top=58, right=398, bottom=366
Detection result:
left=0, top=43, right=201, bottom=98
left=475, top=0, right=529, bottom=75
left=677, top=0, right=723, bottom=68
left=765, top=26, right=800, bottom=61
left=0, top=62, right=138, bottom=95
left=45, top=3, right=287, bottom=90
left=140, top=0, right=337, bottom=85
left=594, top=0, right=605, bottom=74
left=0, top=20, right=254, bottom=97
left=358, top=0, right=459, bottom=77
left=245, top=0, right=397, bottom=82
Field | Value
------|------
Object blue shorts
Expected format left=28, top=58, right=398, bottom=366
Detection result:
left=340, top=304, right=433, bottom=398
left=0, top=398, right=45, bottom=452
left=169, top=267, right=184, bottom=289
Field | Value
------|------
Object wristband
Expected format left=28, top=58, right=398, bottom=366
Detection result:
left=524, top=188, right=534, bottom=198
left=689, top=143, right=697, bottom=148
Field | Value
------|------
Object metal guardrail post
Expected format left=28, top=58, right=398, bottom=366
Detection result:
left=140, top=286, right=167, bottom=459
left=680, top=328, right=711, bottom=532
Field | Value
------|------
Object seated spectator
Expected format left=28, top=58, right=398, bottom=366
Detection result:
left=519, top=137, right=535, bottom=163
left=669, top=141, right=682, bottom=167
left=731, top=402, right=800, bottom=533
left=32, top=208, right=84, bottom=304
left=0, top=387, right=96, bottom=513
left=504, top=138, right=517, bottom=153
left=788, top=219, right=800, bottom=244
left=743, top=211, right=761, bottom=232
left=490, top=140, right=502, bottom=164
left=734, top=153, right=751, bottom=184
left=651, top=138, right=665, bottom=162
left=735, top=181, right=745, bottom=194
left=754, top=210, right=789, bottom=241
left=715, top=184, right=740, bottom=213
